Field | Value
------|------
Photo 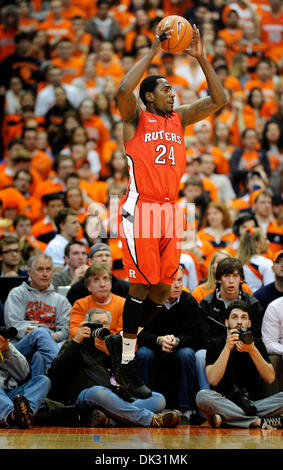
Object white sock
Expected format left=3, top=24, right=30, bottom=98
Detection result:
left=121, top=336, right=137, bottom=364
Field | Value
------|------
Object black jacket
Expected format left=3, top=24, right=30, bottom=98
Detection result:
left=48, top=338, right=113, bottom=404
left=67, top=274, right=129, bottom=305
left=137, top=291, right=203, bottom=352
left=199, top=287, right=264, bottom=348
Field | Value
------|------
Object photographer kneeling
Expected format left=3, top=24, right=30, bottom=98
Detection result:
left=47, top=308, right=181, bottom=428
left=196, top=300, right=283, bottom=429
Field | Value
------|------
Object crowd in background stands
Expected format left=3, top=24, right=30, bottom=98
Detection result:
left=0, top=0, right=282, bottom=423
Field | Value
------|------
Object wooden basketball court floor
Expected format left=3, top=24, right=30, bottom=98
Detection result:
left=1, top=423, right=283, bottom=460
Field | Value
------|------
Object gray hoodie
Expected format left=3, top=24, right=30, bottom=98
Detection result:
left=4, top=282, right=71, bottom=343
left=0, top=343, right=29, bottom=392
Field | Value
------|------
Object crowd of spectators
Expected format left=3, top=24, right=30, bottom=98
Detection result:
left=0, top=0, right=283, bottom=429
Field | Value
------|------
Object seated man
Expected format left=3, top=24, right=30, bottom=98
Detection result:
left=69, top=263, right=125, bottom=338
left=51, top=240, right=89, bottom=292
left=254, top=250, right=283, bottom=314
left=47, top=308, right=181, bottom=428
left=4, top=253, right=71, bottom=376
left=136, top=266, right=201, bottom=419
left=45, top=207, right=81, bottom=271
left=0, top=236, right=28, bottom=278
left=262, top=296, right=283, bottom=397
left=66, top=242, right=129, bottom=305
left=196, top=257, right=264, bottom=391
left=0, top=331, right=50, bottom=429
left=196, top=300, right=283, bottom=429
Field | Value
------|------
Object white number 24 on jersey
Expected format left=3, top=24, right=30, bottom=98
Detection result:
left=154, top=144, right=176, bottom=166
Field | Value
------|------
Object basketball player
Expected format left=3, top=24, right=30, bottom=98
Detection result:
left=112, top=24, right=228, bottom=398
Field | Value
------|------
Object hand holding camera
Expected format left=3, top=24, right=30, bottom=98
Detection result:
left=74, top=321, right=110, bottom=344
left=226, top=328, right=240, bottom=351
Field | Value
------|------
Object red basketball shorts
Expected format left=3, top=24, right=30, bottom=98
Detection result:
left=118, top=192, right=183, bottom=285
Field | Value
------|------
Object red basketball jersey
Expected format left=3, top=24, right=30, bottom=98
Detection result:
left=124, top=110, right=186, bottom=201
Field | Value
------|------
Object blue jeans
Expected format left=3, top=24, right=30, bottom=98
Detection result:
left=0, top=375, right=51, bottom=425
left=76, top=385, right=166, bottom=426
left=15, top=328, right=59, bottom=377
left=196, top=390, right=283, bottom=428
left=136, top=346, right=196, bottom=410
left=195, top=349, right=210, bottom=390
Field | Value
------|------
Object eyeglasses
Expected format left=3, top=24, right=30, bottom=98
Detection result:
left=1, top=248, right=20, bottom=255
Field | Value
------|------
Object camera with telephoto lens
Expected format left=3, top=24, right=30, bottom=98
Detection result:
left=226, top=386, right=257, bottom=415
left=237, top=328, right=253, bottom=344
left=84, top=322, right=110, bottom=340
left=0, top=326, right=18, bottom=339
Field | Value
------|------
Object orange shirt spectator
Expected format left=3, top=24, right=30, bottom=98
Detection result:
left=218, top=27, right=243, bottom=47
left=52, top=55, right=85, bottom=83
left=38, top=15, right=72, bottom=44
left=245, top=78, right=275, bottom=102
left=0, top=4, right=17, bottom=62
left=69, top=290, right=124, bottom=338
left=260, top=8, right=283, bottom=46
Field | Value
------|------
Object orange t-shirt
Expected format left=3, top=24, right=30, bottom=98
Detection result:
left=260, top=10, right=283, bottom=46
left=218, top=28, right=243, bottom=47
left=218, top=110, right=256, bottom=147
left=32, top=180, right=65, bottom=201
left=32, top=218, right=56, bottom=247
left=19, top=17, right=39, bottom=33
left=244, top=79, right=275, bottom=102
left=0, top=164, right=42, bottom=196
left=38, top=18, right=73, bottom=41
left=0, top=26, right=16, bottom=62
left=197, top=228, right=234, bottom=252
left=95, top=59, right=124, bottom=88
left=81, top=115, right=110, bottom=155
left=51, top=56, right=85, bottom=83
left=69, top=293, right=124, bottom=338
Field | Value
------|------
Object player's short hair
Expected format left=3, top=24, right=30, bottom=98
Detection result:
left=139, top=75, right=165, bottom=106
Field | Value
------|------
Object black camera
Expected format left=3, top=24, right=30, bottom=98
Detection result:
left=237, top=328, right=253, bottom=344
left=85, top=322, right=110, bottom=340
left=0, top=326, right=18, bottom=339
left=226, top=386, right=257, bottom=416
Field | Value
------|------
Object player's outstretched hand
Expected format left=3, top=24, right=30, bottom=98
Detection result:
left=184, top=24, right=204, bottom=58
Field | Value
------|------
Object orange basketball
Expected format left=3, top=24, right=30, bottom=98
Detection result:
left=158, top=16, right=193, bottom=53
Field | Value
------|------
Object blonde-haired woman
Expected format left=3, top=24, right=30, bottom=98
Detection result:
left=236, top=226, right=274, bottom=292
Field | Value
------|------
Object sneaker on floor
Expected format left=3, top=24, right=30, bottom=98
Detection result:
left=13, top=394, right=33, bottom=429
left=213, top=414, right=222, bottom=428
left=115, top=360, right=152, bottom=399
left=151, top=410, right=181, bottom=428
left=261, top=416, right=283, bottom=429
left=88, top=409, right=113, bottom=427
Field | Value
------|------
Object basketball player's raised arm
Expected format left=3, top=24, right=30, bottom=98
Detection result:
left=117, top=26, right=171, bottom=123
left=175, top=25, right=228, bottom=127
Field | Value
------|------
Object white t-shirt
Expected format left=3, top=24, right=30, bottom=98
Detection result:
left=243, top=254, right=275, bottom=293
left=44, top=234, right=69, bottom=268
